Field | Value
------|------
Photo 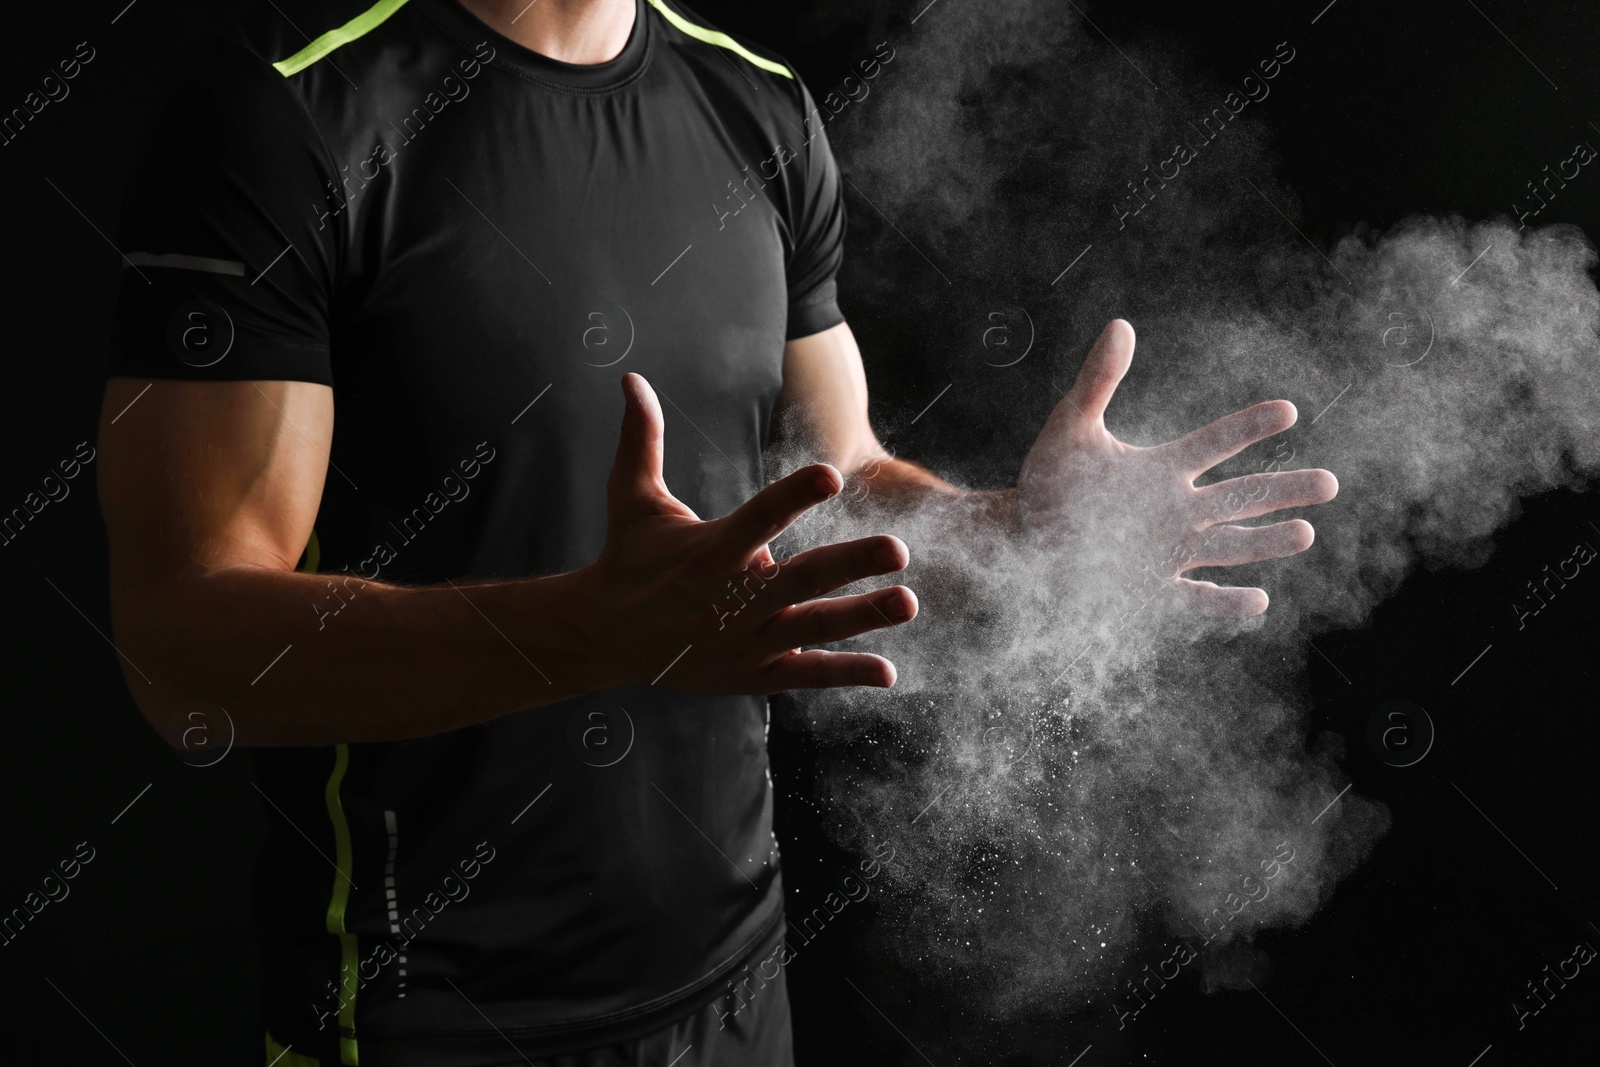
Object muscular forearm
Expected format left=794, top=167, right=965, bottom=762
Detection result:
left=835, top=456, right=1021, bottom=616
left=846, top=455, right=1021, bottom=536
left=112, top=563, right=619, bottom=748
left=102, top=374, right=920, bottom=749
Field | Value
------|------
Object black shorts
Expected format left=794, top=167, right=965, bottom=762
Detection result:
left=264, top=966, right=795, bottom=1067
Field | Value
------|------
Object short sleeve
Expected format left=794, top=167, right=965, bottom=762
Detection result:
left=107, top=36, right=339, bottom=386
left=783, top=81, right=847, bottom=340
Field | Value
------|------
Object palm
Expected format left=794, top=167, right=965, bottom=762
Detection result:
left=1018, top=320, right=1337, bottom=617
left=592, top=374, right=916, bottom=692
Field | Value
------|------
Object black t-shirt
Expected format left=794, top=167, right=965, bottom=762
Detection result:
left=106, top=1, right=845, bottom=1061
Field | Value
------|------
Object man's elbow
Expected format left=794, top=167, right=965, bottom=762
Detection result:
left=107, top=577, right=227, bottom=751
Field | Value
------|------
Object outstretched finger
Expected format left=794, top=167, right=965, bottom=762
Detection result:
left=1179, top=520, right=1314, bottom=571
left=1161, top=400, right=1297, bottom=478
left=761, top=648, right=897, bottom=691
left=1195, top=468, right=1338, bottom=524
left=1172, top=577, right=1269, bottom=617
left=714, top=464, right=841, bottom=566
left=766, top=536, right=909, bottom=605
left=761, top=586, right=918, bottom=648
left=1060, top=319, right=1136, bottom=426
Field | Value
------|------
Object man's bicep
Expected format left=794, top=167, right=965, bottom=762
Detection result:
left=98, top=377, right=331, bottom=586
left=778, top=321, right=885, bottom=475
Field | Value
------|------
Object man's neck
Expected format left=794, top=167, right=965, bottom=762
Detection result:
left=456, top=0, right=636, bottom=65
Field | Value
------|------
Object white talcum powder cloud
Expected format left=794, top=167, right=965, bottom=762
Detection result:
left=770, top=0, right=1600, bottom=1026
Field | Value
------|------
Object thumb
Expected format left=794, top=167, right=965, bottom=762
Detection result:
left=1064, top=318, right=1135, bottom=426
left=608, top=372, right=668, bottom=510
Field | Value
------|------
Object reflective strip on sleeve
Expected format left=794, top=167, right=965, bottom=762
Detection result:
left=124, top=252, right=247, bottom=276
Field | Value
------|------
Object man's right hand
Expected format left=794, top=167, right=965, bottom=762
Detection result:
left=98, top=372, right=913, bottom=749
left=578, top=373, right=917, bottom=693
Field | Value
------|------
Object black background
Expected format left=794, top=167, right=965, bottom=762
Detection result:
left=1, top=1, right=1597, bottom=1064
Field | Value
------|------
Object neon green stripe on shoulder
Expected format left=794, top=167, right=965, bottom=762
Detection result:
left=273, top=0, right=414, bottom=77
left=645, top=0, right=793, bottom=79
